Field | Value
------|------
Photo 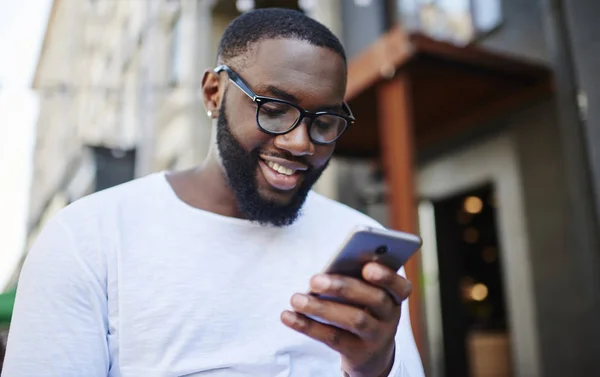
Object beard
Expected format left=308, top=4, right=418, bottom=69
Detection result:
left=216, top=96, right=328, bottom=227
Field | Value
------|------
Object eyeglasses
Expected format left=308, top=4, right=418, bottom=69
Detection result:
left=214, top=65, right=355, bottom=145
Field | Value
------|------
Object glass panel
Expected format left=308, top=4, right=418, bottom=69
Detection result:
left=397, top=0, right=502, bottom=44
left=398, top=0, right=421, bottom=31
left=473, top=0, right=502, bottom=33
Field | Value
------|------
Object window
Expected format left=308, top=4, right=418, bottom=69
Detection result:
left=169, top=14, right=181, bottom=85
left=237, top=0, right=303, bottom=13
left=397, top=0, right=502, bottom=45
left=472, top=0, right=502, bottom=34
left=90, top=146, right=136, bottom=192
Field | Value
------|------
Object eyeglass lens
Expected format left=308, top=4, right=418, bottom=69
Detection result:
left=257, top=101, right=347, bottom=143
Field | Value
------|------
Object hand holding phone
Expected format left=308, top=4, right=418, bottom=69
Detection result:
left=312, top=225, right=422, bottom=304
left=281, top=225, right=422, bottom=376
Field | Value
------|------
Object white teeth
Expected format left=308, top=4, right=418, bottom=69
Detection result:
left=266, top=160, right=294, bottom=176
left=278, top=166, right=293, bottom=175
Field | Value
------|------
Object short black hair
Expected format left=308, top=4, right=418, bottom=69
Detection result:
left=217, top=8, right=346, bottom=67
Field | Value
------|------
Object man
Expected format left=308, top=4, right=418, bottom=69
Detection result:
left=3, top=8, right=424, bottom=377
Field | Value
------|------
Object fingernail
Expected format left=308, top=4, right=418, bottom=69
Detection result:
left=367, top=264, right=384, bottom=280
left=312, top=274, right=331, bottom=290
left=282, top=311, right=306, bottom=328
left=281, top=310, right=297, bottom=324
left=292, top=294, right=309, bottom=309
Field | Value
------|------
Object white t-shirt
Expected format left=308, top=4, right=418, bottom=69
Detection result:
left=3, top=172, right=424, bottom=377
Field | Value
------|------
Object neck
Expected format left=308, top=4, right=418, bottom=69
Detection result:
left=166, top=153, right=244, bottom=219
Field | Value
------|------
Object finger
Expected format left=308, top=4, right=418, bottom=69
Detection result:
left=281, top=310, right=360, bottom=353
left=309, top=274, right=396, bottom=320
left=362, top=262, right=412, bottom=305
left=290, top=293, right=381, bottom=340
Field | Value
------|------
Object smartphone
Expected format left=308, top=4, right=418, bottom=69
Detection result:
left=311, top=225, right=422, bottom=303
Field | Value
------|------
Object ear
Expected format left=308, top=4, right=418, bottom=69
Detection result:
left=201, top=68, right=222, bottom=116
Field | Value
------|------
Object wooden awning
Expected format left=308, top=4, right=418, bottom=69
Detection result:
left=338, top=26, right=553, bottom=359
left=339, top=26, right=553, bottom=157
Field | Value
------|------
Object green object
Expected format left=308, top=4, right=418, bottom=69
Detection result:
left=0, top=288, right=16, bottom=326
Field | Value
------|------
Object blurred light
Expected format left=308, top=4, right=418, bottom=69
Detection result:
left=236, top=0, right=254, bottom=13
left=471, top=283, right=488, bottom=301
left=464, top=196, right=483, bottom=214
left=482, top=246, right=497, bottom=263
left=464, top=227, right=479, bottom=244
left=354, top=0, right=373, bottom=6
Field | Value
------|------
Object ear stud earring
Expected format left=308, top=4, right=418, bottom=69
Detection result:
left=207, top=110, right=213, bottom=118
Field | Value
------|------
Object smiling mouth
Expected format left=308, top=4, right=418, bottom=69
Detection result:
left=258, top=156, right=307, bottom=192
left=265, top=160, right=294, bottom=176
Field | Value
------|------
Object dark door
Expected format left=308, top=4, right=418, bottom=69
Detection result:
left=432, top=183, right=511, bottom=377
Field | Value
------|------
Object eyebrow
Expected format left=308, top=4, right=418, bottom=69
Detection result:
left=263, top=85, right=344, bottom=113
left=265, top=85, right=297, bottom=103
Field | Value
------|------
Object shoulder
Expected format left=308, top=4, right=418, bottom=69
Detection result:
left=39, top=172, right=166, bottom=259
left=26, top=173, right=167, bottom=282
left=56, top=172, right=164, bottom=226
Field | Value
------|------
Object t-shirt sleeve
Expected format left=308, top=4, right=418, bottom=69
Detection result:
left=2, top=215, right=109, bottom=377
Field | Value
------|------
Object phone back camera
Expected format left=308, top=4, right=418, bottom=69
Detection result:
left=375, top=245, right=388, bottom=255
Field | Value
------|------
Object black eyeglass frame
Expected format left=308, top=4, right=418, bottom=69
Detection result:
left=214, top=64, right=355, bottom=145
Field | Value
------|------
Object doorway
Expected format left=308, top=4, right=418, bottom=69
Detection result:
left=431, top=183, right=511, bottom=377
left=417, top=134, right=541, bottom=377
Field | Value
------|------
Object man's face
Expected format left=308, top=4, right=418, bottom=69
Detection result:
left=210, top=38, right=347, bottom=226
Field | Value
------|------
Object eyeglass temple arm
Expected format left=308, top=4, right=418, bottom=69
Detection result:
left=214, top=65, right=257, bottom=101
left=342, top=102, right=355, bottom=122
left=216, top=65, right=355, bottom=122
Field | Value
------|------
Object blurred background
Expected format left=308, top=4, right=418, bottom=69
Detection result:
left=1, top=0, right=600, bottom=376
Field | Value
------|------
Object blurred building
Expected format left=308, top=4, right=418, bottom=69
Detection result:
left=335, top=1, right=600, bottom=377
left=6, top=0, right=342, bottom=285
left=2, top=0, right=344, bottom=345
left=5, top=0, right=600, bottom=376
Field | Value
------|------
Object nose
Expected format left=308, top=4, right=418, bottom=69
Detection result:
left=273, top=120, right=315, bottom=156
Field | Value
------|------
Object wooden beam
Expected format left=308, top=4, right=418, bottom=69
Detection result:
left=345, top=27, right=552, bottom=104
left=346, top=26, right=414, bottom=101
left=410, top=33, right=551, bottom=79
left=377, top=73, right=425, bottom=360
